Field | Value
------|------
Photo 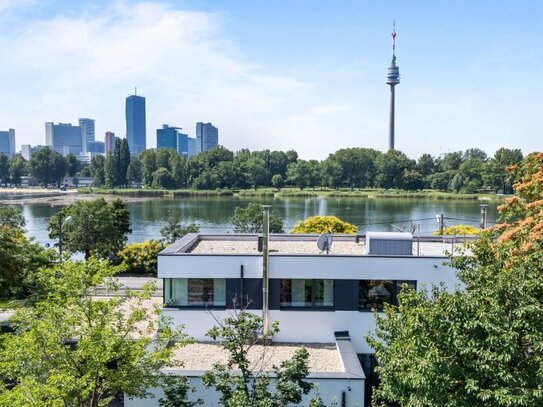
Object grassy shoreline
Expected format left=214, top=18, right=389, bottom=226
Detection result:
left=75, top=187, right=505, bottom=201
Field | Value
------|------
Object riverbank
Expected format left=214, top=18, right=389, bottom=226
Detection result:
left=78, top=187, right=504, bottom=201
left=0, top=187, right=505, bottom=205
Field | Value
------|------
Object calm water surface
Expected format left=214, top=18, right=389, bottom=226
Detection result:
left=2, top=195, right=499, bottom=247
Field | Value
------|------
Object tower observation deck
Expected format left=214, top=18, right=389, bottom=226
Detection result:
left=386, top=22, right=400, bottom=151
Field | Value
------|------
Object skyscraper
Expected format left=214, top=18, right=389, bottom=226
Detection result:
left=104, top=131, right=116, bottom=153
left=45, top=122, right=82, bottom=155
left=156, top=125, right=193, bottom=157
left=125, top=92, right=146, bottom=154
left=195, top=122, right=218, bottom=154
left=386, top=22, right=400, bottom=151
left=0, top=129, right=15, bottom=158
left=156, top=125, right=179, bottom=150
left=79, top=118, right=95, bottom=153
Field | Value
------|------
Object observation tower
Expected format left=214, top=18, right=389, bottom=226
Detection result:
left=386, top=21, right=400, bottom=151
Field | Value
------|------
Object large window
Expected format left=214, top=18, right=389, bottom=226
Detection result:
left=359, top=280, right=416, bottom=311
left=280, top=279, right=334, bottom=308
left=164, top=278, right=226, bottom=308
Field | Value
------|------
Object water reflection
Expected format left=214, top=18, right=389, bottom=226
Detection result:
left=3, top=196, right=498, bottom=245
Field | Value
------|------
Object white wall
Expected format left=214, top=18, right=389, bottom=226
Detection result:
left=125, top=375, right=364, bottom=407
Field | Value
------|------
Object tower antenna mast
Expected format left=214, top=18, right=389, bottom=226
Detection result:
left=386, top=21, right=400, bottom=151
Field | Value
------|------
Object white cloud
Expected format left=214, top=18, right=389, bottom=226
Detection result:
left=0, top=1, right=339, bottom=157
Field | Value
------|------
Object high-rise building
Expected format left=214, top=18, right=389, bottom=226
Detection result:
left=187, top=137, right=197, bottom=157
left=88, top=141, right=105, bottom=154
left=195, top=122, right=218, bottom=154
left=0, top=129, right=15, bottom=158
left=21, top=144, right=44, bottom=160
left=125, top=93, right=146, bottom=154
left=45, top=122, right=82, bottom=156
left=386, top=22, right=400, bottom=151
left=156, top=125, right=194, bottom=157
left=104, top=131, right=116, bottom=153
left=79, top=118, right=95, bottom=153
left=156, top=125, right=179, bottom=150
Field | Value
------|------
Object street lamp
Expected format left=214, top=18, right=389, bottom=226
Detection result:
left=58, top=215, right=73, bottom=260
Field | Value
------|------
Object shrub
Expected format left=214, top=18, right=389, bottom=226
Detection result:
left=291, top=216, right=357, bottom=234
left=117, top=240, right=165, bottom=275
left=433, top=224, right=482, bottom=236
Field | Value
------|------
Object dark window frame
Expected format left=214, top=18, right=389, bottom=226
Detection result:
left=359, top=279, right=416, bottom=312
left=280, top=279, right=335, bottom=310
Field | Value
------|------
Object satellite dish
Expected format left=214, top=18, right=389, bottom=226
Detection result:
left=317, top=233, right=333, bottom=254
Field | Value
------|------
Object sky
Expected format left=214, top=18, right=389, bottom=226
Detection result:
left=0, top=0, right=542, bottom=160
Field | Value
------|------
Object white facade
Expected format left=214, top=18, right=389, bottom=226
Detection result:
left=126, top=233, right=464, bottom=407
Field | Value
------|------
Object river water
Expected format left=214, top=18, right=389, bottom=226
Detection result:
left=2, top=195, right=499, bottom=247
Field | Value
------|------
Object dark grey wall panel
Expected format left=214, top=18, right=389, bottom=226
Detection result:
left=269, top=279, right=281, bottom=310
left=335, top=280, right=359, bottom=310
left=226, top=278, right=263, bottom=310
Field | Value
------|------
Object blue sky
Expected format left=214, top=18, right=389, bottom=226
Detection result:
left=0, top=0, right=542, bottom=159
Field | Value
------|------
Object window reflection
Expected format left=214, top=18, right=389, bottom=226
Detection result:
left=359, top=280, right=416, bottom=311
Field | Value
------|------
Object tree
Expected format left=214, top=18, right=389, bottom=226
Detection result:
left=232, top=203, right=284, bottom=233
left=244, top=157, right=266, bottom=190
left=485, top=148, right=523, bottom=193
left=0, top=260, right=187, bottom=406
left=158, top=376, right=203, bottom=407
left=291, top=216, right=357, bottom=234
left=287, top=160, right=321, bottom=190
left=375, top=150, right=414, bottom=189
left=120, top=138, right=131, bottom=187
left=160, top=210, right=200, bottom=244
left=0, top=152, right=10, bottom=186
left=66, top=153, right=79, bottom=177
left=29, top=147, right=66, bottom=188
left=127, top=156, right=143, bottom=186
left=202, top=311, right=315, bottom=407
left=152, top=168, right=175, bottom=189
left=48, top=198, right=132, bottom=260
left=271, top=174, right=284, bottom=190
left=90, top=155, right=106, bottom=187
left=140, top=149, right=157, bottom=187
left=0, top=206, right=55, bottom=298
left=368, top=152, right=543, bottom=407
left=117, top=240, right=165, bottom=275
left=9, top=155, right=26, bottom=187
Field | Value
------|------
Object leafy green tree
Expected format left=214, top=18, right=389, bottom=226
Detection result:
left=325, top=148, right=380, bottom=190
left=485, top=148, right=523, bottom=193
left=140, top=149, right=158, bottom=187
left=202, top=311, right=315, bottom=407
left=291, top=215, right=357, bottom=234
left=232, top=203, right=284, bottom=233
left=29, top=147, right=66, bottom=187
left=160, top=210, right=200, bottom=244
left=215, top=161, right=238, bottom=189
left=90, top=154, right=106, bottom=187
left=9, top=155, right=26, bottom=186
left=439, top=151, right=464, bottom=172
left=271, top=174, right=284, bottom=190
left=127, top=156, right=143, bottom=186
left=105, top=149, right=120, bottom=188
left=48, top=198, right=132, bottom=260
left=0, top=260, right=187, bottom=406
left=120, top=137, right=131, bottom=187
left=171, top=154, right=189, bottom=188
left=66, top=153, right=79, bottom=177
left=152, top=167, right=175, bottom=189
left=368, top=152, right=543, bottom=407
left=158, top=376, right=203, bottom=407
left=0, top=153, right=9, bottom=186
left=244, top=156, right=266, bottom=190
left=0, top=206, right=56, bottom=298
left=375, top=150, right=415, bottom=189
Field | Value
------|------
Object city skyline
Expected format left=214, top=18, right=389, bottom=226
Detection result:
left=0, top=1, right=542, bottom=159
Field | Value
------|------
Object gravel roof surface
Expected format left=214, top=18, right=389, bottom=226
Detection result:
left=171, top=342, right=342, bottom=372
left=189, top=240, right=366, bottom=255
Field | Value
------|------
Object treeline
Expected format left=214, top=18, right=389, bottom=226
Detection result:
left=93, top=146, right=523, bottom=194
left=0, top=143, right=524, bottom=194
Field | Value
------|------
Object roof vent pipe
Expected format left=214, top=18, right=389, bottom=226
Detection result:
left=262, top=205, right=270, bottom=336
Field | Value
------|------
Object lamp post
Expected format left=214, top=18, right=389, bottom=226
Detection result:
left=58, top=215, right=73, bottom=260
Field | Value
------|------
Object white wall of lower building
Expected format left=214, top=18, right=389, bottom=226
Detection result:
left=125, top=375, right=364, bottom=407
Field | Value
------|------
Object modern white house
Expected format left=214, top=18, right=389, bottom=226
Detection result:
left=126, top=229, right=468, bottom=407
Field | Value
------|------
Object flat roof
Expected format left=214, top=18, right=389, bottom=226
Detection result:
left=162, top=233, right=475, bottom=257
left=171, top=342, right=342, bottom=372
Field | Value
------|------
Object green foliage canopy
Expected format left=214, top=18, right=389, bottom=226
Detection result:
left=231, top=203, right=284, bottom=233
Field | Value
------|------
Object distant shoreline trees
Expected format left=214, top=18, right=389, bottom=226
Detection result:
left=0, top=144, right=524, bottom=194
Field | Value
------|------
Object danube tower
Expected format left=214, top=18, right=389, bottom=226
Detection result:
left=386, top=22, right=400, bottom=151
